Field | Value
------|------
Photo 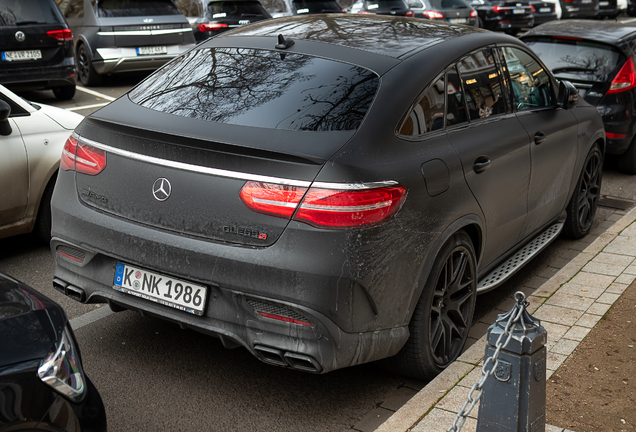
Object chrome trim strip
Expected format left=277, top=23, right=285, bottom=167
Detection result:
left=73, top=134, right=399, bottom=190
left=97, top=28, right=192, bottom=36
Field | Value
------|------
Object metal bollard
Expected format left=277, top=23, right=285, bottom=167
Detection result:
left=476, top=293, right=548, bottom=432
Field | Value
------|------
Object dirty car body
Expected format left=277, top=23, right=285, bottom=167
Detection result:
left=51, top=15, right=604, bottom=379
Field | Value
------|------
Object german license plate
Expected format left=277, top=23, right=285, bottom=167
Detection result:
left=114, top=262, right=208, bottom=315
left=539, top=7, right=551, bottom=11
left=512, top=7, right=525, bottom=13
left=136, top=46, right=167, bottom=55
left=1, top=50, right=42, bottom=61
left=449, top=18, right=467, bottom=23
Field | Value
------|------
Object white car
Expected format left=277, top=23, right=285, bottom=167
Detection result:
left=541, top=0, right=562, bottom=18
left=0, top=85, right=83, bottom=241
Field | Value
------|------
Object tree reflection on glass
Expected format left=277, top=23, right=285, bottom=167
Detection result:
left=130, top=47, right=379, bottom=131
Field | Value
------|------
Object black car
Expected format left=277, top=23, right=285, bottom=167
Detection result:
left=523, top=20, right=636, bottom=174
left=559, top=0, right=599, bottom=17
left=51, top=15, right=603, bottom=380
left=597, top=0, right=620, bottom=17
left=0, top=272, right=106, bottom=431
left=407, top=0, right=479, bottom=26
left=530, top=0, right=557, bottom=25
left=55, top=0, right=196, bottom=86
left=350, top=0, right=414, bottom=15
left=259, top=0, right=344, bottom=17
left=175, top=0, right=272, bottom=41
left=470, top=0, right=533, bottom=34
left=0, top=0, right=76, bottom=100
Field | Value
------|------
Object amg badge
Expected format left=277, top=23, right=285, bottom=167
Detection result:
left=223, top=225, right=267, bottom=240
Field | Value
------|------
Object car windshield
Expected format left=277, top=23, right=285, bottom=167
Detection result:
left=428, top=0, right=469, bottom=8
left=0, top=0, right=64, bottom=25
left=292, top=0, right=342, bottom=13
left=207, top=1, right=269, bottom=17
left=98, top=0, right=183, bottom=17
left=129, top=47, right=379, bottom=131
left=524, top=37, right=624, bottom=79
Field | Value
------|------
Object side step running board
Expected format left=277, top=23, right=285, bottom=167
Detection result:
left=477, top=222, right=564, bottom=293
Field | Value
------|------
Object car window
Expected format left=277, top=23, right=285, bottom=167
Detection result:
left=0, top=0, right=66, bottom=25
left=429, top=0, right=469, bottom=8
left=457, top=48, right=507, bottom=121
left=501, top=47, right=553, bottom=111
left=0, top=93, right=29, bottom=117
left=446, top=66, right=469, bottom=127
left=260, top=0, right=289, bottom=13
left=365, top=0, right=407, bottom=10
left=207, top=1, right=270, bottom=17
left=57, top=0, right=84, bottom=18
left=292, top=0, right=342, bottom=13
left=407, top=0, right=424, bottom=7
left=97, top=0, right=183, bottom=17
left=174, top=0, right=204, bottom=16
left=129, top=47, right=379, bottom=132
left=398, top=74, right=445, bottom=136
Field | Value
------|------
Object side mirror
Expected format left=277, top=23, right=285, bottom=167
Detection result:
left=0, top=99, right=12, bottom=136
left=557, top=80, right=578, bottom=110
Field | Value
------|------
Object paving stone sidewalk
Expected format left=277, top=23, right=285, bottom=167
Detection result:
left=372, top=206, right=636, bottom=432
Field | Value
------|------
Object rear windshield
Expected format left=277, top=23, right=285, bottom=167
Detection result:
left=0, top=0, right=64, bottom=25
left=365, top=0, right=407, bottom=10
left=129, top=48, right=379, bottom=131
left=428, top=0, right=469, bottom=8
left=524, top=37, right=624, bottom=79
left=98, top=0, right=183, bottom=17
left=292, top=0, right=343, bottom=13
left=207, top=1, right=270, bottom=18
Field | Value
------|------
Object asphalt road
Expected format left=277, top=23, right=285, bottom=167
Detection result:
left=3, top=44, right=636, bottom=430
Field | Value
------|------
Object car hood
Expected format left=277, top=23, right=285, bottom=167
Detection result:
left=39, top=103, right=84, bottom=130
left=0, top=274, right=67, bottom=367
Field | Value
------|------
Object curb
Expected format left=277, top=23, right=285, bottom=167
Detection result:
left=375, top=205, right=636, bottom=432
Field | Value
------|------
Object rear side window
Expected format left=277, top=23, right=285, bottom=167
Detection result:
left=523, top=37, right=623, bottom=79
left=429, top=0, right=469, bottom=8
left=398, top=75, right=445, bottom=136
left=458, top=48, right=507, bottom=121
left=98, top=0, right=183, bottom=17
left=0, top=0, right=65, bottom=25
left=501, top=47, right=553, bottom=111
left=174, top=0, right=204, bottom=17
left=129, top=48, right=379, bottom=131
left=260, top=0, right=289, bottom=13
left=365, top=0, right=406, bottom=11
left=446, top=66, right=469, bottom=127
left=207, top=1, right=270, bottom=17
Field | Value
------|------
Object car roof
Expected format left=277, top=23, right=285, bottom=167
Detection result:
left=523, top=20, right=636, bottom=46
left=222, top=14, right=487, bottom=58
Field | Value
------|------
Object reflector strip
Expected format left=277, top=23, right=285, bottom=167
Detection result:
left=258, top=311, right=314, bottom=327
left=57, top=250, right=84, bottom=263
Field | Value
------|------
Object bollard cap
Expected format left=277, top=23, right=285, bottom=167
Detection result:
left=487, top=292, right=547, bottom=354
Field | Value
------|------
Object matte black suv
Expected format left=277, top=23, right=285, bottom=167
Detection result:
left=0, top=0, right=76, bottom=100
left=523, top=20, right=636, bottom=174
left=56, top=0, right=196, bottom=86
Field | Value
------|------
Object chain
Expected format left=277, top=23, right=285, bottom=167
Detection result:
left=446, top=292, right=530, bottom=432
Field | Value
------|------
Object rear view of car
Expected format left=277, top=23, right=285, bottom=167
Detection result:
left=408, top=0, right=478, bottom=26
left=523, top=21, right=636, bottom=173
left=57, top=0, right=196, bottom=86
left=175, top=0, right=272, bottom=41
left=529, top=0, right=557, bottom=25
left=559, top=0, right=599, bottom=17
left=470, top=0, right=533, bottom=34
left=0, top=0, right=76, bottom=100
left=350, top=0, right=414, bottom=15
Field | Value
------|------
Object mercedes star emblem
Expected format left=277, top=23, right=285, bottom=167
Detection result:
left=15, top=31, right=25, bottom=42
left=152, top=178, right=172, bottom=201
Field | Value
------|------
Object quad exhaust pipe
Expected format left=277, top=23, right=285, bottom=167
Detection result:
left=53, top=278, right=86, bottom=302
left=253, top=345, right=322, bottom=373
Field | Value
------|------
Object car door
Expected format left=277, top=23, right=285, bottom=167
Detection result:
left=499, top=46, right=579, bottom=238
left=0, top=100, right=28, bottom=228
left=445, top=48, right=532, bottom=268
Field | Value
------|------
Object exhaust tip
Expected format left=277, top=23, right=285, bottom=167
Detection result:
left=254, top=345, right=287, bottom=367
left=66, top=285, right=86, bottom=302
left=52, top=278, right=68, bottom=294
left=284, top=352, right=322, bottom=373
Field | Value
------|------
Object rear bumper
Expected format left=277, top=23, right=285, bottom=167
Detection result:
left=0, top=63, right=76, bottom=89
left=532, top=12, right=558, bottom=25
left=484, top=16, right=534, bottom=30
left=93, top=44, right=196, bottom=75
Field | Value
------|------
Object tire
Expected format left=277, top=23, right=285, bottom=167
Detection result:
left=563, top=144, right=603, bottom=239
left=34, top=175, right=56, bottom=244
left=53, top=85, right=76, bottom=101
left=387, top=231, right=477, bottom=381
left=477, top=17, right=483, bottom=28
left=617, top=136, right=636, bottom=175
left=76, top=44, right=102, bottom=86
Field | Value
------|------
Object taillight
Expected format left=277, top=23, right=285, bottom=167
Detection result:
left=423, top=10, right=445, bottom=18
left=198, top=23, right=228, bottom=32
left=46, top=29, right=73, bottom=41
left=530, top=4, right=536, bottom=13
left=60, top=136, right=106, bottom=175
left=405, top=9, right=415, bottom=16
left=606, top=132, right=627, bottom=139
left=608, top=57, right=636, bottom=94
left=470, top=9, right=478, bottom=16
left=239, top=181, right=407, bottom=229
left=491, top=5, right=502, bottom=12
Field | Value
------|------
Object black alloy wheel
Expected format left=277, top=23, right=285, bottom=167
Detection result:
left=564, top=144, right=603, bottom=238
left=76, top=44, right=102, bottom=86
left=388, top=231, right=477, bottom=380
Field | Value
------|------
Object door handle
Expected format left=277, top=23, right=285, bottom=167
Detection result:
left=473, top=157, right=491, bottom=173
left=534, top=132, right=546, bottom=145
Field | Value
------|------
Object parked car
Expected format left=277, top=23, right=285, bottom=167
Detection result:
left=597, top=0, right=621, bottom=17
left=629, top=0, right=636, bottom=14
left=260, top=0, right=344, bottom=17
left=559, top=0, right=599, bottom=18
left=174, top=0, right=272, bottom=41
left=522, top=20, right=636, bottom=174
left=51, top=15, right=604, bottom=380
left=542, top=0, right=563, bottom=17
left=55, top=0, right=196, bottom=86
left=0, top=272, right=106, bottom=431
left=350, top=0, right=414, bottom=15
left=407, top=0, right=478, bottom=26
left=0, top=0, right=76, bottom=100
left=469, top=0, right=534, bottom=33
left=530, top=0, right=558, bottom=25
left=0, top=84, right=82, bottom=242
